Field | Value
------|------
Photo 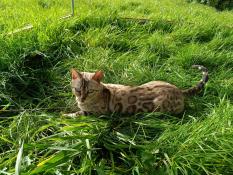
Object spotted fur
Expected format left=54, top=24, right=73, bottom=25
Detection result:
left=67, top=65, right=208, bottom=116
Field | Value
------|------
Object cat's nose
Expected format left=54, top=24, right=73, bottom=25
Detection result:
left=80, top=97, right=86, bottom=102
left=80, top=93, right=87, bottom=102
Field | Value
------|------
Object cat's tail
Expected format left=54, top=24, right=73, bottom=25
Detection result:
left=182, top=65, right=208, bottom=96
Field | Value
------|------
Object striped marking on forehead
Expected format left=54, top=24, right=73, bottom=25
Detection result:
left=80, top=78, right=89, bottom=89
left=74, top=78, right=89, bottom=90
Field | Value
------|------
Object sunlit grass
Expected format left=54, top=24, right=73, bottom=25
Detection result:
left=0, top=0, right=233, bottom=174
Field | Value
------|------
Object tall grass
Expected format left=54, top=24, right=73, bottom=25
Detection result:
left=1, top=0, right=233, bottom=174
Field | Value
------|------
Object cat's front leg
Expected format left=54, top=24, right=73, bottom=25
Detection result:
left=63, top=111, right=89, bottom=117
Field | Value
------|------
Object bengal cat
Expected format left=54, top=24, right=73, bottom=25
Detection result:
left=66, top=65, right=208, bottom=116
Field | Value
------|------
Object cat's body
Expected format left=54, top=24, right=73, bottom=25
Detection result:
left=102, top=81, right=183, bottom=114
left=68, top=65, right=208, bottom=116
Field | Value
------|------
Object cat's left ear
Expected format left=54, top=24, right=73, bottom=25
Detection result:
left=71, top=68, right=82, bottom=80
left=92, top=71, right=104, bottom=83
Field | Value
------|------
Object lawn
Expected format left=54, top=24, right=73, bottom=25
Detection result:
left=1, top=0, right=233, bottom=174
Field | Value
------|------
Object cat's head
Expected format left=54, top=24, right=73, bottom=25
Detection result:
left=70, top=69, right=105, bottom=103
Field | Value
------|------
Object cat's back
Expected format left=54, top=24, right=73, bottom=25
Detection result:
left=106, top=80, right=184, bottom=114
left=140, top=81, right=178, bottom=89
left=105, top=81, right=178, bottom=91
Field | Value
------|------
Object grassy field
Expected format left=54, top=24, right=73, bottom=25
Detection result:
left=1, top=0, right=233, bottom=174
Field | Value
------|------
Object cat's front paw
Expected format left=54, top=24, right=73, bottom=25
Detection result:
left=63, top=111, right=87, bottom=117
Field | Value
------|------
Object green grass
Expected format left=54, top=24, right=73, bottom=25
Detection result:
left=1, top=0, right=233, bottom=174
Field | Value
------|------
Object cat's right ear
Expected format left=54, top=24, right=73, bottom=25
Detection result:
left=92, top=71, right=104, bottom=83
left=71, top=68, right=82, bottom=80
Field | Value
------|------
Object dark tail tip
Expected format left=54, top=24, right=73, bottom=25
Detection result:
left=182, top=65, right=208, bottom=96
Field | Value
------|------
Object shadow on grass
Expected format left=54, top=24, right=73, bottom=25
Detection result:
left=87, top=97, right=213, bottom=173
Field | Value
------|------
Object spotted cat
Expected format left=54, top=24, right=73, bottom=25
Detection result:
left=67, top=65, right=208, bottom=116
